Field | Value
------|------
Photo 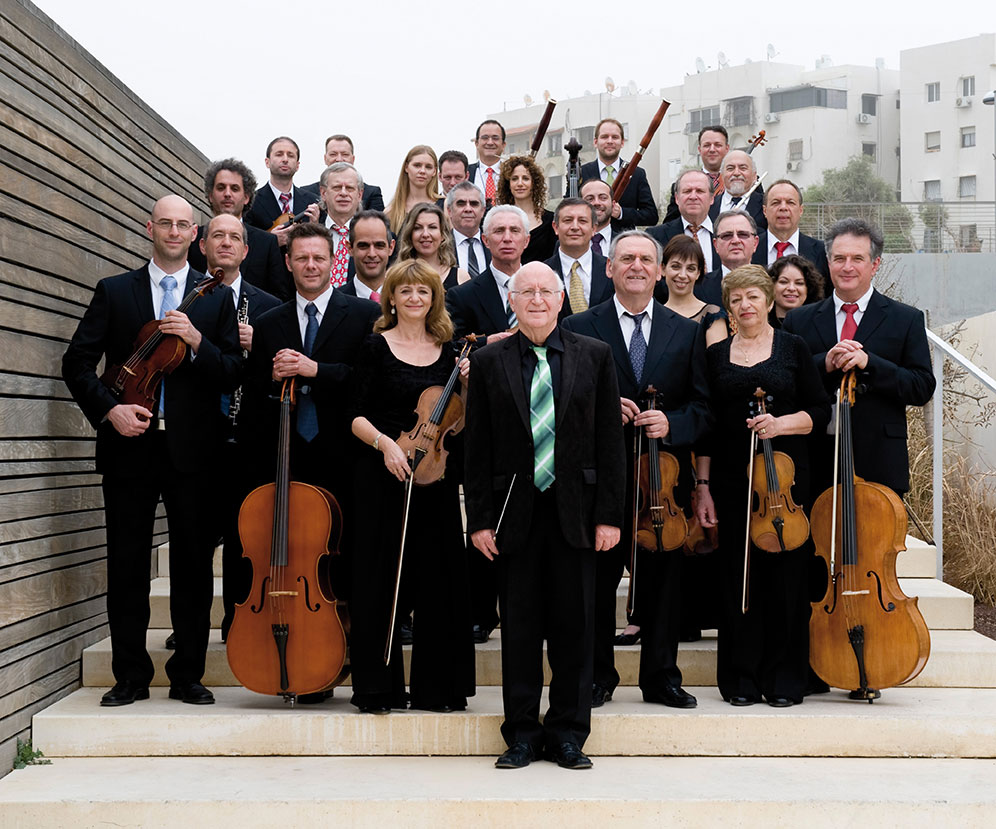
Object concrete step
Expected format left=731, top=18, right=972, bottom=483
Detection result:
left=156, top=544, right=223, bottom=578
left=81, top=627, right=996, bottom=690
left=31, top=685, right=996, bottom=759
left=150, top=578, right=224, bottom=629
left=3, top=755, right=994, bottom=828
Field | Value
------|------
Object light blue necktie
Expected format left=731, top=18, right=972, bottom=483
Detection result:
left=158, top=275, right=178, bottom=417
left=296, top=302, right=319, bottom=442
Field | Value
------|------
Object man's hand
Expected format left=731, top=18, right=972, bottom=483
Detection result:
left=303, top=202, right=321, bottom=223
left=272, top=348, right=318, bottom=380
left=238, top=322, right=254, bottom=352
left=107, top=403, right=153, bottom=437
left=610, top=202, right=622, bottom=219
left=160, top=310, right=202, bottom=352
left=271, top=225, right=293, bottom=248
left=695, top=486, right=718, bottom=528
left=620, top=396, right=640, bottom=425
left=826, top=340, right=868, bottom=373
left=595, top=524, right=620, bottom=551
left=471, top=528, right=500, bottom=560
left=634, top=408, right=670, bottom=439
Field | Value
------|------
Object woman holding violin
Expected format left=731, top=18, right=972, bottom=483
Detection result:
left=385, top=145, right=441, bottom=234
left=497, top=155, right=555, bottom=264
left=349, top=260, right=475, bottom=714
left=694, top=265, right=829, bottom=707
left=397, top=203, right=471, bottom=291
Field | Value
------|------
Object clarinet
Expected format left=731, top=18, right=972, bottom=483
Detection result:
left=227, top=292, right=250, bottom=429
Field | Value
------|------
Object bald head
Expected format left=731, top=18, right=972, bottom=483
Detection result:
left=200, top=213, right=248, bottom=283
left=508, top=261, right=564, bottom=343
left=147, top=195, right=197, bottom=271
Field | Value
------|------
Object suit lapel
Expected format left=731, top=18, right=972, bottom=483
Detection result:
left=590, top=255, right=612, bottom=305
left=312, top=289, right=348, bottom=353
left=643, top=305, right=679, bottom=383
left=277, top=301, right=304, bottom=351
left=131, top=266, right=155, bottom=322
left=855, top=289, right=888, bottom=342
left=500, top=335, right=530, bottom=430
left=593, top=302, right=637, bottom=389
left=814, top=297, right=838, bottom=351
left=557, top=330, right=580, bottom=428
left=477, top=271, right=509, bottom=333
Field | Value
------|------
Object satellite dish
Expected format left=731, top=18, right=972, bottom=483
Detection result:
left=523, top=94, right=533, bottom=106
left=718, top=51, right=729, bottom=69
left=766, top=43, right=778, bottom=60
left=695, top=57, right=707, bottom=74
left=543, top=89, right=551, bottom=102
left=817, top=53, right=833, bottom=68
left=584, top=89, right=592, bottom=96
left=605, top=76, right=615, bottom=92
left=744, top=57, right=753, bottom=64
left=627, top=80, right=638, bottom=95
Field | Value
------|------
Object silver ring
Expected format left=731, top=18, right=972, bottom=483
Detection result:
left=760, top=428, right=767, bottom=434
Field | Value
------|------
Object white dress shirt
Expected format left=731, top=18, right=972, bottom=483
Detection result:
left=148, top=260, right=189, bottom=319
left=592, top=225, right=613, bottom=255
left=454, top=229, right=486, bottom=273
left=682, top=216, right=714, bottom=272
left=491, top=266, right=514, bottom=311
left=614, top=294, right=654, bottom=349
left=719, top=189, right=750, bottom=214
left=228, top=274, right=243, bottom=312
left=559, top=249, right=593, bottom=302
left=833, top=285, right=874, bottom=341
left=766, top=229, right=800, bottom=267
left=350, top=276, right=382, bottom=300
left=295, top=286, right=333, bottom=344
left=473, top=163, right=501, bottom=197
left=269, top=182, right=294, bottom=213
left=599, top=157, right=626, bottom=183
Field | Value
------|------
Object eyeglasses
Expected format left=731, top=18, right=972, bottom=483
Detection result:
left=153, top=219, right=193, bottom=231
left=510, top=289, right=560, bottom=300
left=323, top=184, right=358, bottom=193
left=716, top=230, right=756, bottom=241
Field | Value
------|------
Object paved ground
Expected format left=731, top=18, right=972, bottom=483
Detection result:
left=976, top=603, right=996, bottom=640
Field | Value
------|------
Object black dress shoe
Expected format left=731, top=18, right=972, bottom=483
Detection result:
left=168, top=682, right=215, bottom=705
left=100, top=681, right=150, bottom=707
left=729, top=696, right=756, bottom=707
left=546, top=742, right=592, bottom=770
left=358, top=705, right=391, bottom=715
left=471, top=624, right=491, bottom=644
left=297, top=689, right=334, bottom=704
left=591, top=683, right=613, bottom=708
left=766, top=696, right=795, bottom=708
left=644, top=685, right=697, bottom=709
left=495, top=742, right=537, bottom=769
left=614, top=630, right=641, bottom=646
left=164, top=632, right=176, bottom=650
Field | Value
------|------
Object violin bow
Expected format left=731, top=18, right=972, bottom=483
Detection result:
left=742, top=428, right=757, bottom=614
left=627, top=415, right=643, bottom=617
left=384, top=452, right=416, bottom=665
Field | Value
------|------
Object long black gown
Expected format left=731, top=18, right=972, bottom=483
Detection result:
left=348, top=333, right=476, bottom=710
left=702, top=329, right=829, bottom=704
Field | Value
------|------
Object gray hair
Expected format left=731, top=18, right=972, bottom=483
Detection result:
left=715, top=209, right=758, bottom=236
left=825, top=217, right=884, bottom=261
left=674, top=168, right=711, bottom=193
left=723, top=149, right=756, bottom=174
left=482, top=204, right=529, bottom=236
left=445, top=180, right=485, bottom=209
left=319, top=161, right=364, bottom=191
left=508, top=262, right=565, bottom=293
left=608, top=229, right=664, bottom=265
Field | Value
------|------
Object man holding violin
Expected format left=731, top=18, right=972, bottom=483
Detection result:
left=562, top=231, right=711, bottom=711
left=62, top=195, right=242, bottom=707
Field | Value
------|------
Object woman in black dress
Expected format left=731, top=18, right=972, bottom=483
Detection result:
left=497, top=155, right=555, bottom=264
left=396, top=203, right=470, bottom=291
left=349, top=260, right=476, bottom=714
left=694, top=265, right=829, bottom=707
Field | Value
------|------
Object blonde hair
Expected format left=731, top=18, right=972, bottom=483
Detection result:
left=385, top=145, right=440, bottom=234
left=373, top=260, right=454, bottom=345
left=722, top=264, right=776, bottom=311
left=397, top=203, right=456, bottom=269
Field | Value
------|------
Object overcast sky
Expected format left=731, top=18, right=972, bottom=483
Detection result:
left=33, top=0, right=995, bottom=201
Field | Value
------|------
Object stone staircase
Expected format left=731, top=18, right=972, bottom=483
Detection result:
left=2, top=537, right=995, bottom=826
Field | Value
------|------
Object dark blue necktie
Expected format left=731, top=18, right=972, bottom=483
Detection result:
left=626, top=311, right=647, bottom=381
left=296, top=302, right=319, bottom=441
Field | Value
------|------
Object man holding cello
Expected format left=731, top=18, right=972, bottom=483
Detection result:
left=62, top=195, right=242, bottom=707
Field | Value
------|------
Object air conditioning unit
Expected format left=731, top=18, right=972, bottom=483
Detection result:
left=856, top=113, right=871, bottom=125
left=955, top=96, right=972, bottom=108
left=764, top=112, right=780, bottom=124
left=786, top=160, right=801, bottom=172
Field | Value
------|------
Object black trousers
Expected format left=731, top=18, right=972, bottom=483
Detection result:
left=102, top=432, right=215, bottom=687
left=496, top=486, right=596, bottom=751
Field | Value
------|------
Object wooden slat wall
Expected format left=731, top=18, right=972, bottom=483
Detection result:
left=0, top=0, right=209, bottom=773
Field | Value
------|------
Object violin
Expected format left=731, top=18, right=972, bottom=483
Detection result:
left=101, top=267, right=225, bottom=416
left=269, top=211, right=313, bottom=233
left=627, top=385, right=688, bottom=616
left=809, top=371, right=930, bottom=701
left=226, top=379, right=349, bottom=701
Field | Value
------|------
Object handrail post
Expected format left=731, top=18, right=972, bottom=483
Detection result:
left=932, top=346, right=944, bottom=580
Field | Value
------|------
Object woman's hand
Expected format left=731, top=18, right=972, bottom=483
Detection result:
left=380, top=436, right=411, bottom=482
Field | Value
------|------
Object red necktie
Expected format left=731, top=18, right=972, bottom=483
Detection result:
left=370, top=290, right=381, bottom=303
left=329, top=225, right=350, bottom=287
left=278, top=192, right=291, bottom=214
left=840, top=303, right=859, bottom=341
left=485, top=168, right=496, bottom=203
left=774, top=241, right=791, bottom=259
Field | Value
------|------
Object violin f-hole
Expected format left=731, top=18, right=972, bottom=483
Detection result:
left=250, top=576, right=270, bottom=613
left=298, top=575, right=321, bottom=612
left=866, top=570, right=897, bottom=613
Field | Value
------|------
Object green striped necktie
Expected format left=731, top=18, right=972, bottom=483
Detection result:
left=530, top=346, right=556, bottom=492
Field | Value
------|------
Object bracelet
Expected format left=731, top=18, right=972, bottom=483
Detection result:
left=695, top=478, right=710, bottom=486
left=373, top=433, right=382, bottom=451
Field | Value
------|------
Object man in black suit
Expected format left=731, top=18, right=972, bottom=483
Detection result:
left=62, top=195, right=242, bottom=707
left=580, top=178, right=616, bottom=257
left=708, top=149, right=766, bottom=231
left=465, top=261, right=625, bottom=770
left=244, top=136, right=320, bottom=246
left=544, top=197, right=613, bottom=318
left=563, top=230, right=711, bottom=711
left=317, top=162, right=365, bottom=287
left=447, top=181, right=489, bottom=276
left=187, top=158, right=293, bottom=301
left=648, top=170, right=716, bottom=274
left=339, top=211, right=395, bottom=300
left=695, top=210, right=761, bottom=307
left=467, top=120, right=505, bottom=206
left=662, top=126, right=730, bottom=223
left=751, top=179, right=831, bottom=291
left=439, top=150, right=470, bottom=196
left=301, top=134, right=384, bottom=211
left=782, top=217, right=935, bottom=497
left=577, top=118, right=658, bottom=230
left=196, top=214, right=281, bottom=642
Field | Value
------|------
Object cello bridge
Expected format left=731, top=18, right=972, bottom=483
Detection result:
left=841, top=590, right=870, bottom=596
left=268, top=590, right=299, bottom=597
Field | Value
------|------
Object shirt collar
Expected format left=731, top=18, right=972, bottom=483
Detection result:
left=833, top=285, right=874, bottom=314
left=229, top=274, right=243, bottom=304
left=613, top=294, right=654, bottom=322
left=516, top=325, right=564, bottom=356
left=453, top=228, right=481, bottom=246
left=269, top=181, right=292, bottom=204
left=559, top=248, right=592, bottom=274
left=599, top=157, right=624, bottom=175
left=148, top=259, right=189, bottom=287
left=491, top=264, right=515, bottom=286
left=769, top=229, right=800, bottom=254
left=296, top=285, right=333, bottom=318
left=682, top=215, right=713, bottom=232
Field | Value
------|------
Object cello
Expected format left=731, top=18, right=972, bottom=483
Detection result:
left=226, top=379, right=349, bottom=702
left=809, top=371, right=930, bottom=701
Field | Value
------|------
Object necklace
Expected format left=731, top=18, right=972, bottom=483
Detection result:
left=735, top=327, right=773, bottom=366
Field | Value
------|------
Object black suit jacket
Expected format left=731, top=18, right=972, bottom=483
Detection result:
left=445, top=268, right=510, bottom=336
left=230, top=280, right=282, bottom=446
left=302, top=181, right=384, bottom=212
left=578, top=160, right=658, bottom=229
left=544, top=251, right=614, bottom=320
left=647, top=218, right=717, bottom=270
left=751, top=231, right=831, bottom=293
left=781, top=290, right=935, bottom=494
left=709, top=189, right=766, bottom=231
left=244, top=185, right=320, bottom=231
left=62, top=266, right=242, bottom=476
left=464, top=328, right=626, bottom=552
left=188, top=222, right=293, bottom=301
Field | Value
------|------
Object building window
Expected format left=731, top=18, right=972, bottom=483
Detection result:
left=687, top=106, right=721, bottom=135
left=573, top=126, right=595, bottom=148
left=861, top=95, right=878, bottom=116
left=925, top=131, right=941, bottom=152
left=960, top=224, right=980, bottom=250
left=862, top=143, right=877, bottom=161
left=962, top=76, right=976, bottom=97
left=959, top=175, right=977, bottom=198
left=547, top=133, right=562, bottom=156
left=547, top=175, right=563, bottom=197
left=723, top=96, right=755, bottom=127
left=962, top=126, right=976, bottom=148
left=926, top=82, right=940, bottom=103
left=769, top=86, right=847, bottom=113
left=788, top=140, right=804, bottom=161
left=924, top=180, right=942, bottom=201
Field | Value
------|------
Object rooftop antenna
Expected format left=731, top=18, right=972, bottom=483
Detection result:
left=718, top=51, right=729, bottom=70
left=695, top=57, right=707, bottom=74
left=605, top=76, right=616, bottom=93
left=766, top=43, right=778, bottom=61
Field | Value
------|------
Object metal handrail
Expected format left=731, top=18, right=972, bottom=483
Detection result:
left=926, top=328, right=996, bottom=579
